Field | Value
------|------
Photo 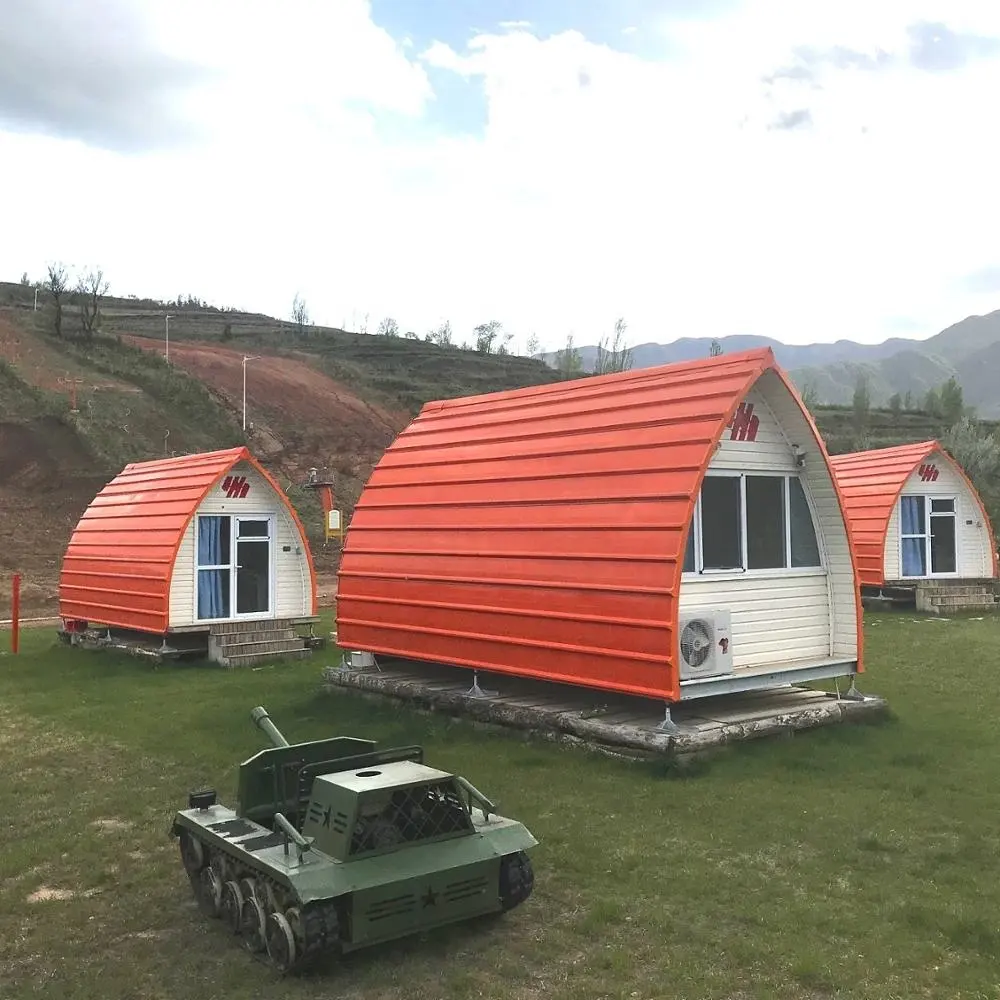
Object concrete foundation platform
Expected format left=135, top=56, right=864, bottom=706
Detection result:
left=321, top=657, right=889, bottom=757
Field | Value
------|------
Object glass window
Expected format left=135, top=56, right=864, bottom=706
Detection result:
left=700, top=476, right=742, bottom=570
left=900, top=495, right=927, bottom=576
left=746, top=476, right=786, bottom=569
left=789, top=478, right=821, bottom=567
left=930, top=514, right=957, bottom=574
left=931, top=498, right=955, bottom=514
left=197, top=515, right=230, bottom=567
left=238, top=519, right=270, bottom=538
left=683, top=522, right=695, bottom=573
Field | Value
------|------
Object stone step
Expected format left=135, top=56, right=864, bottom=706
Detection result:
left=218, top=638, right=309, bottom=657
left=920, top=586, right=995, bottom=596
left=210, top=618, right=300, bottom=636
left=215, top=628, right=298, bottom=644
left=926, top=599, right=999, bottom=611
left=224, top=648, right=314, bottom=668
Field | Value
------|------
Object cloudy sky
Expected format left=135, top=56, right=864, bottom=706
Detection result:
left=2, top=0, right=1000, bottom=353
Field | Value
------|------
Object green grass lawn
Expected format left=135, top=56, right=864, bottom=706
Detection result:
left=2, top=610, right=1000, bottom=999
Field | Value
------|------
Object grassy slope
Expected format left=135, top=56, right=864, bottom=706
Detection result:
left=2, top=612, right=1000, bottom=999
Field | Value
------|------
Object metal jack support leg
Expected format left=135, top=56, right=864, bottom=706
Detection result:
left=842, top=674, right=865, bottom=701
left=654, top=702, right=682, bottom=736
left=465, top=671, right=497, bottom=699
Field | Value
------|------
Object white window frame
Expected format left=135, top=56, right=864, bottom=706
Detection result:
left=194, top=513, right=276, bottom=622
left=899, top=493, right=960, bottom=579
left=683, top=471, right=825, bottom=577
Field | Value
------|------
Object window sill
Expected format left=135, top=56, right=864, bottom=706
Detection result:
left=682, top=566, right=827, bottom=582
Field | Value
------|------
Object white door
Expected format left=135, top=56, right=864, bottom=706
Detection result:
left=899, top=495, right=958, bottom=578
left=195, top=514, right=274, bottom=621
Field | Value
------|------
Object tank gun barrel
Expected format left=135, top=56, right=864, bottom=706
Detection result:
left=250, top=705, right=290, bottom=747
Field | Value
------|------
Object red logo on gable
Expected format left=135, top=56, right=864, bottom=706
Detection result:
left=727, top=402, right=760, bottom=442
left=917, top=463, right=939, bottom=483
left=222, top=475, right=250, bottom=499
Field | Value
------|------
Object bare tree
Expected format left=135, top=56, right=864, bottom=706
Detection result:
left=709, top=339, right=723, bottom=357
left=45, top=262, right=69, bottom=338
left=593, top=317, right=633, bottom=374
left=77, top=267, right=110, bottom=338
left=525, top=333, right=541, bottom=357
left=291, top=293, right=310, bottom=335
left=377, top=316, right=400, bottom=337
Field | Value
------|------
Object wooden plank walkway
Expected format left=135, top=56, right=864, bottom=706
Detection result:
left=321, top=657, right=888, bottom=756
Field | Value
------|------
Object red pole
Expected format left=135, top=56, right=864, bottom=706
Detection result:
left=12, top=573, right=20, bottom=654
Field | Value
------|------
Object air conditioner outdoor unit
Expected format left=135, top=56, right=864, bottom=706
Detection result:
left=677, top=609, right=734, bottom=680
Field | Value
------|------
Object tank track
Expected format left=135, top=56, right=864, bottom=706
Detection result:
left=499, top=850, right=534, bottom=911
left=177, top=827, right=341, bottom=973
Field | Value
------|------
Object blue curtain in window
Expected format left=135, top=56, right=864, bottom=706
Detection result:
left=197, top=517, right=227, bottom=619
left=900, top=496, right=926, bottom=576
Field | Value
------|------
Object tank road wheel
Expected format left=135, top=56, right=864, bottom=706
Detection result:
left=499, top=851, right=535, bottom=911
left=221, top=880, right=244, bottom=934
left=239, top=877, right=258, bottom=904
left=239, top=895, right=267, bottom=954
left=197, top=865, right=223, bottom=918
left=265, top=912, right=297, bottom=972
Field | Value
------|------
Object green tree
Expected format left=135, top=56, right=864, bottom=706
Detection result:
left=888, top=393, right=902, bottom=417
left=45, top=261, right=69, bottom=339
left=709, top=339, right=723, bottom=357
left=852, top=373, right=871, bottom=449
left=554, top=333, right=583, bottom=377
left=377, top=317, right=400, bottom=338
left=942, top=416, right=1000, bottom=538
left=939, top=376, right=965, bottom=425
left=474, top=320, right=510, bottom=354
left=799, top=380, right=819, bottom=411
left=923, top=386, right=942, bottom=418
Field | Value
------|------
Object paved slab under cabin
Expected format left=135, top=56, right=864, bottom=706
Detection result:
left=321, top=656, right=888, bottom=757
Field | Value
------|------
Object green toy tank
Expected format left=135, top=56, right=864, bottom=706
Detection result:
left=170, top=706, right=537, bottom=973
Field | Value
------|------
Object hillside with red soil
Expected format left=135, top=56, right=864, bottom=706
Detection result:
left=122, top=335, right=408, bottom=491
left=0, top=286, right=564, bottom=622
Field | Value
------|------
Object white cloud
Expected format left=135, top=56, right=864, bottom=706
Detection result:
left=3, top=0, right=1000, bottom=354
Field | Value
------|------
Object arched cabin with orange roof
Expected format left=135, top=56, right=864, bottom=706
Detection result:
left=830, top=440, right=998, bottom=613
left=58, top=447, right=320, bottom=665
left=335, top=347, right=865, bottom=721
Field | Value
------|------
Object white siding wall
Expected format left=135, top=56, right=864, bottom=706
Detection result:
left=884, top=452, right=994, bottom=580
left=679, top=375, right=859, bottom=669
left=168, top=462, right=312, bottom=628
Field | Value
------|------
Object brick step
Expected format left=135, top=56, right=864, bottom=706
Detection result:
left=224, top=648, right=314, bottom=668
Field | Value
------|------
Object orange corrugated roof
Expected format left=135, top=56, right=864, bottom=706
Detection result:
left=59, top=446, right=317, bottom=633
left=337, top=347, right=859, bottom=701
left=829, top=439, right=997, bottom=586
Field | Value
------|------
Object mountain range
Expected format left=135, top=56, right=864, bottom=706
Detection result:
left=538, top=309, right=1000, bottom=416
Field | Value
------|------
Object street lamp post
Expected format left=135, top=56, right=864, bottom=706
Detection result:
left=165, top=314, right=172, bottom=361
left=242, top=354, right=260, bottom=431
